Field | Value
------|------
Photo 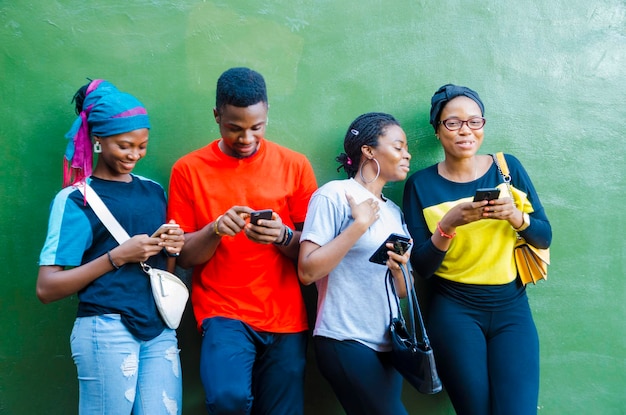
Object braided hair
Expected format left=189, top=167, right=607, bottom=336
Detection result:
left=216, top=67, right=267, bottom=112
left=71, top=80, right=91, bottom=115
left=336, top=112, right=400, bottom=178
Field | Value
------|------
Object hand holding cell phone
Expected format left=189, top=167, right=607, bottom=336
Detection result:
left=473, top=188, right=500, bottom=202
left=151, top=223, right=180, bottom=238
left=369, top=233, right=412, bottom=265
left=150, top=223, right=183, bottom=256
left=250, top=209, right=273, bottom=226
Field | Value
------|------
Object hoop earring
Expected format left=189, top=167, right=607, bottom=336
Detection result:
left=359, top=158, right=380, bottom=184
left=93, top=141, right=102, bottom=153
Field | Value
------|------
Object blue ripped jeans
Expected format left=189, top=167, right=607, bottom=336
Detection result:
left=70, top=314, right=182, bottom=415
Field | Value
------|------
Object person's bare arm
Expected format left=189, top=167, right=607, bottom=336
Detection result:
left=37, top=234, right=164, bottom=303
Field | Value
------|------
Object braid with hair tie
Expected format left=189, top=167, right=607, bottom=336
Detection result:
left=335, top=153, right=353, bottom=173
left=337, top=112, right=400, bottom=178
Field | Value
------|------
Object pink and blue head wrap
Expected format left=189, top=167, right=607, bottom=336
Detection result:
left=63, top=79, right=150, bottom=187
left=429, top=84, right=484, bottom=131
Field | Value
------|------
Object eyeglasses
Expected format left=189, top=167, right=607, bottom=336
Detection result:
left=439, top=117, right=486, bottom=131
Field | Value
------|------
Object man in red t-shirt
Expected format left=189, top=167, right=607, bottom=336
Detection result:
left=168, top=67, right=317, bottom=414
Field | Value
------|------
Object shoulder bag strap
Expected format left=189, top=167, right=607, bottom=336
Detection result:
left=404, top=263, right=432, bottom=348
left=493, top=152, right=514, bottom=199
left=75, top=182, right=131, bottom=245
left=386, top=264, right=432, bottom=348
left=386, top=269, right=404, bottom=323
left=494, top=152, right=510, bottom=177
left=76, top=182, right=158, bottom=275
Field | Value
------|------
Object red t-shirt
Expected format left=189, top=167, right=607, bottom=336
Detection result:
left=168, top=139, right=317, bottom=333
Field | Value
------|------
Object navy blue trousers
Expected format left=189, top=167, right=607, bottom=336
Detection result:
left=314, top=336, right=408, bottom=415
left=427, top=292, right=540, bottom=415
left=200, top=317, right=307, bottom=415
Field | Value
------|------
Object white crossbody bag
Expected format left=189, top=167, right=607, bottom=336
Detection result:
left=77, top=183, right=189, bottom=329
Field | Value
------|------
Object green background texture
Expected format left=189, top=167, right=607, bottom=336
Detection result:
left=1, top=1, right=625, bottom=413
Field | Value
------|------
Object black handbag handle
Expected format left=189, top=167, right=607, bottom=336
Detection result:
left=386, top=265, right=432, bottom=350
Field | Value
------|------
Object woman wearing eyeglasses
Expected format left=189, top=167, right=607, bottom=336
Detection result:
left=402, top=84, right=551, bottom=415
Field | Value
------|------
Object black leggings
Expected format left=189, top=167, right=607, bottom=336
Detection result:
left=313, top=336, right=408, bottom=415
left=427, top=292, right=540, bottom=415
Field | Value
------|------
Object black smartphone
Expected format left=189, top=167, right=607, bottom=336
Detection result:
left=250, top=209, right=273, bottom=225
left=368, top=233, right=412, bottom=265
left=473, top=188, right=501, bottom=202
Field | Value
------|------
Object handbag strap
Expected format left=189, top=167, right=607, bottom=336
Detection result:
left=492, top=152, right=514, bottom=199
left=494, top=152, right=510, bottom=177
left=386, top=264, right=432, bottom=348
left=76, top=182, right=131, bottom=244
left=76, top=182, right=156, bottom=273
left=386, top=268, right=412, bottom=338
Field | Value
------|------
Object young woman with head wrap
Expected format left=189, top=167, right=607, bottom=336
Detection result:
left=403, top=84, right=552, bottom=415
left=37, top=80, right=185, bottom=415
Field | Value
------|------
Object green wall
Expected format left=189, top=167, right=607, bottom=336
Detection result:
left=1, top=1, right=625, bottom=413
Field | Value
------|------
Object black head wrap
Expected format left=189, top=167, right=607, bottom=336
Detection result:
left=429, top=84, right=484, bottom=130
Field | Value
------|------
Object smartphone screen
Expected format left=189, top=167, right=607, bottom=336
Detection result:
left=473, top=188, right=500, bottom=202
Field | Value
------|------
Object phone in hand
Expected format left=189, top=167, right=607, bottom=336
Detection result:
left=151, top=223, right=180, bottom=238
left=473, top=188, right=501, bottom=202
left=250, top=209, right=273, bottom=225
left=368, top=233, right=412, bottom=265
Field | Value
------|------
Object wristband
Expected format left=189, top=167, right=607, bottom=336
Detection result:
left=436, top=222, right=456, bottom=239
left=107, top=250, right=120, bottom=270
left=214, top=215, right=223, bottom=237
left=282, top=227, right=294, bottom=246
left=274, top=226, right=294, bottom=247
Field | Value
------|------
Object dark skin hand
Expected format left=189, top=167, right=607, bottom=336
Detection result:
left=433, top=197, right=523, bottom=251
left=298, top=193, right=412, bottom=297
left=177, top=206, right=302, bottom=269
left=37, top=223, right=184, bottom=304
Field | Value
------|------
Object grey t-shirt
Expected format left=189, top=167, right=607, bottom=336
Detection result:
left=300, top=178, right=409, bottom=352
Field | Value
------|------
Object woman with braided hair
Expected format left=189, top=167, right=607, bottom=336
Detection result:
left=298, top=112, right=413, bottom=415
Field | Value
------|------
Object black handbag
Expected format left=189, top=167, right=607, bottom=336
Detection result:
left=386, top=266, right=442, bottom=394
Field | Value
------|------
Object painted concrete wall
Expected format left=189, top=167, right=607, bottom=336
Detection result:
left=1, top=1, right=624, bottom=413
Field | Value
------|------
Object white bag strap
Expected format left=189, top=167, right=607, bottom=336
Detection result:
left=75, top=182, right=131, bottom=245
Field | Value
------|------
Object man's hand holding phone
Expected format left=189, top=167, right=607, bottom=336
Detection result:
left=249, top=209, right=273, bottom=226
left=246, top=209, right=284, bottom=245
